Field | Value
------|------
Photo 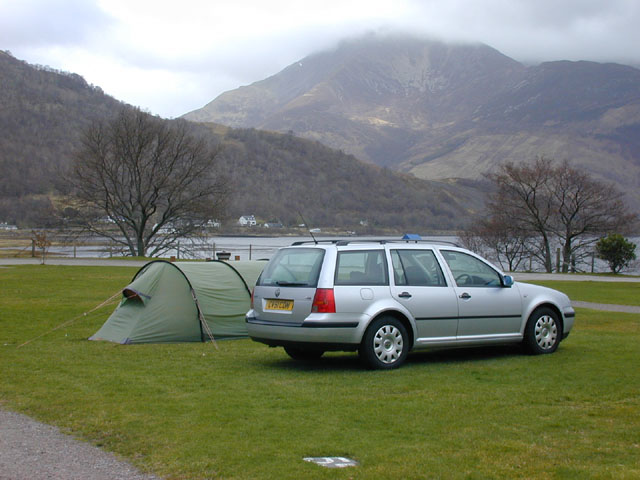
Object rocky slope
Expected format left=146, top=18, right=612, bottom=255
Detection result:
left=184, top=34, right=640, bottom=211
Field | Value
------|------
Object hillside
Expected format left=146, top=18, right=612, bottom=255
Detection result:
left=0, top=50, right=125, bottom=225
left=211, top=126, right=481, bottom=230
left=0, top=50, right=478, bottom=231
left=184, top=34, right=640, bottom=212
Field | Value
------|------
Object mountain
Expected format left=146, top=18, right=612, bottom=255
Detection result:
left=184, top=34, right=525, bottom=165
left=184, top=34, right=640, bottom=211
left=0, top=50, right=478, bottom=231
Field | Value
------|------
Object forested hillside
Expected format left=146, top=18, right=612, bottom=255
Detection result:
left=0, top=50, right=123, bottom=225
left=0, top=50, right=479, bottom=231
left=215, top=127, right=480, bottom=229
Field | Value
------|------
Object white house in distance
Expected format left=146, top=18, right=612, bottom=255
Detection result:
left=238, top=215, right=257, bottom=226
left=0, top=222, right=18, bottom=230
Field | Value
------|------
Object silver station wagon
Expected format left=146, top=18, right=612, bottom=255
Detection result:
left=246, top=240, right=575, bottom=369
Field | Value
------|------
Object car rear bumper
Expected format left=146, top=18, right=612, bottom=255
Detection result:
left=246, top=314, right=365, bottom=346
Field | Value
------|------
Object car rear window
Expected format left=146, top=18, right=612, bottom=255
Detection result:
left=257, top=248, right=325, bottom=287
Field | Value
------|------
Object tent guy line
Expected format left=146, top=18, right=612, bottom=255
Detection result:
left=16, top=290, right=122, bottom=348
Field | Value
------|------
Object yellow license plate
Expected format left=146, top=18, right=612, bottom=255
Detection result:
left=265, top=299, right=294, bottom=311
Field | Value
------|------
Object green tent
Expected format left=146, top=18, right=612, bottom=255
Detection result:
left=89, top=260, right=265, bottom=344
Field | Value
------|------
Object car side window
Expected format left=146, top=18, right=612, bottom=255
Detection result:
left=391, top=249, right=447, bottom=287
left=441, top=250, right=503, bottom=287
left=335, top=250, right=388, bottom=286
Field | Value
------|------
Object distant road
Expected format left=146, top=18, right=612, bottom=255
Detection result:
left=0, top=258, right=146, bottom=267
left=512, top=272, right=639, bottom=283
left=2, top=258, right=639, bottom=282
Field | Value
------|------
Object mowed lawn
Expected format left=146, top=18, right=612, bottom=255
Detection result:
left=1, top=265, right=639, bottom=479
left=529, top=279, right=640, bottom=306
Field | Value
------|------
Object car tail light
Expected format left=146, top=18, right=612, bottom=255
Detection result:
left=312, top=288, right=335, bottom=313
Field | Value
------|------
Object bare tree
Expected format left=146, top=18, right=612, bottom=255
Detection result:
left=31, top=230, right=51, bottom=264
left=485, top=157, right=637, bottom=273
left=487, top=157, right=556, bottom=272
left=460, top=217, right=531, bottom=272
left=549, top=161, right=636, bottom=272
left=69, top=107, right=230, bottom=257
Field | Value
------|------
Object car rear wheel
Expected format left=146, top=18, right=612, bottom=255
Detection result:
left=524, top=307, right=561, bottom=354
left=359, top=316, right=409, bottom=369
left=284, top=346, right=324, bottom=361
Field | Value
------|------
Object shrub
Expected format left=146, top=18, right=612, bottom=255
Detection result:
left=596, top=234, right=637, bottom=274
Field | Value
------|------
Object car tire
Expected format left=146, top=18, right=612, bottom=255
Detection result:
left=283, top=346, right=324, bottom=361
left=523, top=307, right=561, bottom=355
left=359, top=316, right=409, bottom=369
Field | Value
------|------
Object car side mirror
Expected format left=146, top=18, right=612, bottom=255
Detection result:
left=502, top=275, right=514, bottom=288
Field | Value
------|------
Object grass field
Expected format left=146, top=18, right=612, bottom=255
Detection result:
left=528, top=280, right=640, bottom=306
left=1, top=265, right=639, bottom=479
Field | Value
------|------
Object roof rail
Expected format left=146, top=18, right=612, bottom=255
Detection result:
left=290, top=238, right=462, bottom=247
left=290, top=240, right=343, bottom=246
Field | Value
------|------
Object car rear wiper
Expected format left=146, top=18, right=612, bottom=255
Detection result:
left=276, top=281, right=309, bottom=286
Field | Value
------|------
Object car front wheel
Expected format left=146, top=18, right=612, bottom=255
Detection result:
left=524, top=307, right=561, bottom=354
left=359, top=316, right=409, bottom=369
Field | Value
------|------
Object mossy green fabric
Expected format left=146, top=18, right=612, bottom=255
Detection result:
left=90, top=260, right=264, bottom=343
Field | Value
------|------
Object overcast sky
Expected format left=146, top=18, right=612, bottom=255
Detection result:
left=1, top=0, right=639, bottom=118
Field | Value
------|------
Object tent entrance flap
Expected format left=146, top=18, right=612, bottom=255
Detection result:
left=90, top=260, right=265, bottom=344
left=122, top=288, right=150, bottom=303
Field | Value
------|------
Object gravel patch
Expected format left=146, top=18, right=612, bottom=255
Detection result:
left=0, top=409, right=161, bottom=480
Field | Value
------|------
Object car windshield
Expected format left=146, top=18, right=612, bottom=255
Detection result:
left=258, top=248, right=325, bottom=287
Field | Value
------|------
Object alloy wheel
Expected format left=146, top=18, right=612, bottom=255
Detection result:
left=373, top=324, right=404, bottom=364
left=534, top=315, right=558, bottom=350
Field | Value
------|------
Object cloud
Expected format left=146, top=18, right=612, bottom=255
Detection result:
left=1, top=0, right=640, bottom=118
left=397, top=0, right=640, bottom=64
left=0, top=0, right=112, bottom=49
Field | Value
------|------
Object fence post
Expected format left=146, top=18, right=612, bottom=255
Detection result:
left=249, top=244, right=252, bottom=260
left=556, top=247, right=561, bottom=273
left=591, top=252, right=595, bottom=273
left=32, top=239, right=36, bottom=258
left=177, top=241, right=180, bottom=260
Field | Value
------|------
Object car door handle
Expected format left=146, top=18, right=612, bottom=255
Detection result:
left=459, top=292, right=471, bottom=300
left=398, top=292, right=412, bottom=298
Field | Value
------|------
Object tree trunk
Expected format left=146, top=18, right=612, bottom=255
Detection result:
left=542, top=234, right=553, bottom=273
left=562, top=238, right=572, bottom=273
left=137, top=236, right=145, bottom=257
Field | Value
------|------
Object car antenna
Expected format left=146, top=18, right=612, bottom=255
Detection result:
left=298, top=211, right=317, bottom=244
